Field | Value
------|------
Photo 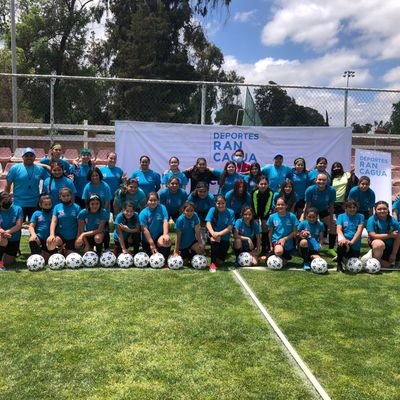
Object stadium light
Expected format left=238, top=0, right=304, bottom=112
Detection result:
left=343, top=71, right=355, bottom=127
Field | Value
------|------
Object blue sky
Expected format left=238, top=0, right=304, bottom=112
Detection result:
left=199, top=0, right=400, bottom=89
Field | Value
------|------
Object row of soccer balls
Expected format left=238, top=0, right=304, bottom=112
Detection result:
left=26, top=251, right=208, bottom=271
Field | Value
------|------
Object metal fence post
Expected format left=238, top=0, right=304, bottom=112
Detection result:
left=344, top=88, right=348, bottom=127
left=201, top=83, right=206, bottom=124
left=11, top=0, right=18, bottom=150
left=50, top=72, right=56, bottom=144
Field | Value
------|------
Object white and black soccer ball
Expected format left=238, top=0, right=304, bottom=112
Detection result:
left=167, top=255, right=184, bottom=270
left=149, top=252, right=165, bottom=269
left=48, top=253, right=66, bottom=270
left=191, top=254, right=208, bottom=270
left=100, top=251, right=116, bottom=267
left=27, top=254, right=45, bottom=271
left=82, top=251, right=99, bottom=267
left=364, top=258, right=381, bottom=274
left=117, top=253, right=134, bottom=268
left=311, top=258, right=328, bottom=274
left=65, top=252, right=83, bottom=269
left=238, top=252, right=253, bottom=267
left=267, top=255, right=283, bottom=270
left=346, top=257, right=362, bottom=273
left=133, top=252, right=150, bottom=268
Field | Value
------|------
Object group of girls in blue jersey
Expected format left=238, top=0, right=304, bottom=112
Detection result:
left=1, top=146, right=400, bottom=274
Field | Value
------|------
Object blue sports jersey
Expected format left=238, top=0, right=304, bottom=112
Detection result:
left=113, top=211, right=139, bottom=242
left=7, top=164, right=47, bottom=207
left=267, top=212, right=299, bottom=251
left=139, top=204, right=169, bottom=242
left=187, top=193, right=215, bottom=215
left=30, top=210, right=52, bottom=241
left=234, top=218, right=261, bottom=238
left=52, top=202, right=81, bottom=240
left=42, top=176, right=77, bottom=205
left=213, top=169, right=245, bottom=196
left=367, top=215, right=400, bottom=247
left=161, top=171, right=188, bottom=188
left=205, top=207, right=235, bottom=241
left=78, top=208, right=108, bottom=232
left=337, top=212, right=365, bottom=250
left=305, top=185, right=336, bottom=212
left=261, top=164, right=292, bottom=192
left=175, top=212, right=201, bottom=249
left=292, top=170, right=310, bottom=200
left=130, top=169, right=161, bottom=196
left=100, top=166, right=124, bottom=196
left=114, top=188, right=147, bottom=212
left=308, top=169, right=331, bottom=185
left=72, top=163, right=92, bottom=197
left=0, top=205, right=23, bottom=241
left=82, top=181, right=112, bottom=208
left=298, top=220, right=325, bottom=241
left=225, top=189, right=252, bottom=217
left=348, top=187, right=375, bottom=212
left=159, top=188, right=188, bottom=217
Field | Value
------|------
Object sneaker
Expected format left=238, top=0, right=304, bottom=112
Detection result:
left=303, top=263, right=311, bottom=271
left=209, top=262, right=217, bottom=273
left=327, top=248, right=337, bottom=258
left=0, top=261, right=5, bottom=271
left=234, top=259, right=240, bottom=268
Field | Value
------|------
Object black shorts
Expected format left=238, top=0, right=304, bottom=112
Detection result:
left=180, top=240, right=198, bottom=259
left=22, top=206, right=36, bottom=222
left=0, top=240, right=20, bottom=257
left=236, top=236, right=257, bottom=252
left=334, top=203, right=345, bottom=216
left=337, top=245, right=360, bottom=259
left=210, top=240, right=230, bottom=262
left=114, top=234, right=141, bottom=253
left=382, top=244, right=400, bottom=262
left=142, top=234, right=162, bottom=256
left=319, top=209, right=330, bottom=219
left=59, top=236, right=76, bottom=251
left=39, top=238, right=50, bottom=253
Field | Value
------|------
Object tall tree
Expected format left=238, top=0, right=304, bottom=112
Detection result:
left=390, top=101, right=400, bottom=134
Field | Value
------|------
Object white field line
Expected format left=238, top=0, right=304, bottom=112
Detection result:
left=232, top=269, right=331, bottom=400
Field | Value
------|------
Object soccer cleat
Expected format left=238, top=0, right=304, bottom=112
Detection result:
left=209, top=262, right=217, bottom=273
left=326, top=248, right=337, bottom=258
left=303, top=263, right=311, bottom=271
left=0, top=261, right=5, bottom=271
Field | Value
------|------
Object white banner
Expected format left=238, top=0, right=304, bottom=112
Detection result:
left=116, top=121, right=352, bottom=177
left=354, top=149, right=392, bottom=207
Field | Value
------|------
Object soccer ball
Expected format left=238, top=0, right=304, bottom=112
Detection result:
left=65, top=252, right=83, bottom=269
left=133, top=252, right=150, bottom=268
left=82, top=251, right=99, bottom=267
left=117, top=253, right=134, bottom=268
left=26, top=254, right=45, bottom=271
left=267, top=255, right=283, bottom=270
left=237, top=252, right=253, bottom=267
left=191, top=254, right=208, bottom=270
left=167, top=255, right=184, bottom=270
left=364, top=258, right=381, bottom=274
left=311, top=258, right=328, bottom=274
left=100, top=251, right=116, bottom=267
left=48, top=253, right=66, bottom=270
left=149, top=252, right=165, bottom=269
left=346, top=257, right=362, bottom=273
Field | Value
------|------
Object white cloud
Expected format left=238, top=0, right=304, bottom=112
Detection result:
left=233, top=10, right=257, bottom=23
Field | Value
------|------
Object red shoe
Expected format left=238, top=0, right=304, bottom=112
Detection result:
left=209, top=262, right=217, bottom=273
left=0, top=261, right=5, bottom=271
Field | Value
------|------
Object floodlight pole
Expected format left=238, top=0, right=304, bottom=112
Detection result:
left=343, top=70, right=355, bottom=127
left=10, top=0, right=18, bottom=150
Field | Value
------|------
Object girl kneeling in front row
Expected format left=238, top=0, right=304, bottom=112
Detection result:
left=233, top=206, right=261, bottom=266
left=174, top=202, right=205, bottom=264
left=267, top=197, right=299, bottom=266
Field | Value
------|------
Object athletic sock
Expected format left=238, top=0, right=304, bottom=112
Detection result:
left=329, top=233, right=337, bottom=249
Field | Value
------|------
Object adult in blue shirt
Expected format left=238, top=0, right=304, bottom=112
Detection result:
left=0, top=191, right=23, bottom=269
left=159, top=176, right=188, bottom=221
left=130, top=155, right=161, bottom=196
left=261, top=154, right=292, bottom=193
left=5, top=147, right=47, bottom=221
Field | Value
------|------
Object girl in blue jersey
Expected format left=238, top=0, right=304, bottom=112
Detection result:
left=0, top=191, right=23, bottom=269
left=114, top=178, right=147, bottom=214
left=367, top=201, right=400, bottom=268
left=174, top=202, right=204, bottom=263
left=205, top=195, right=235, bottom=272
left=47, top=187, right=81, bottom=255
left=225, top=179, right=252, bottom=218
left=130, top=155, right=161, bottom=196
left=304, top=173, right=337, bottom=257
left=291, top=157, right=309, bottom=218
left=213, top=161, right=245, bottom=196
left=72, top=148, right=93, bottom=208
left=113, top=202, right=141, bottom=255
left=37, top=143, right=72, bottom=178
left=244, top=162, right=262, bottom=194
left=139, top=192, right=171, bottom=260
left=187, top=182, right=215, bottom=224
left=308, top=157, right=331, bottom=185
left=233, top=206, right=261, bottom=266
left=267, top=197, right=299, bottom=266
left=298, top=207, right=325, bottom=270
left=161, top=156, right=188, bottom=189
left=272, top=179, right=296, bottom=213
left=42, top=162, right=77, bottom=206
left=336, top=199, right=365, bottom=272
left=159, top=176, right=188, bottom=221
left=82, top=167, right=112, bottom=211
left=348, top=176, right=375, bottom=223
left=29, top=194, right=53, bottom=259
left=76, top=195, right=108, bottom=256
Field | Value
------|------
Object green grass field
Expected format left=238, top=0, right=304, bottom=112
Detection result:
left=1, top=238, right=399, bottom=399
